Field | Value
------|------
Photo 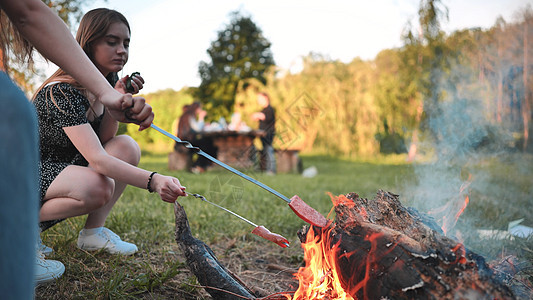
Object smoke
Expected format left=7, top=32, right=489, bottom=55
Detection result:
left=404, top=61, right=519, bottom=239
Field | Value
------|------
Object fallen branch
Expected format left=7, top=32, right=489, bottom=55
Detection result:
left=174, top=201, right=256, bottom=299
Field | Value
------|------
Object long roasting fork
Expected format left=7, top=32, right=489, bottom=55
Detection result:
left=150, top=124, right=328, bottom=228
left=186, top=192, right=290, bottom=248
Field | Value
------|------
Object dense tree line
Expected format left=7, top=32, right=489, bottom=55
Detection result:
left=268, top=3, right=533, bottom=157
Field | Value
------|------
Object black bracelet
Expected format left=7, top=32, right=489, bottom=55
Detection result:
left=147, top=172, right=157, bottom=193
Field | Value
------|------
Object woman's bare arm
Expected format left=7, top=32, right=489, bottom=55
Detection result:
left=0, top=0, right=153, bottom=129
left=63, top=124, right=186, bottom=202
left=98, top=110, right=119, bottom=145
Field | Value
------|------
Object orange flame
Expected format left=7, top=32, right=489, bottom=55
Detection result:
left=327, top=193, right=363, bottom=223
left=441, top=194, right=470, bottom=235
left=289, top=191, right=473, bottom=299
left=454, top=195, right=469, bottom=222
left=330, top=193, right=355, bottom=208
left=287, top=194, right=358, bottom=299
left=290, top=227, right=353, bottom=300
left=428, top=175, right=472, bottom=236
left=288, top=194, right=393, bottom=300
left=451, top=243, right=467, bottom=264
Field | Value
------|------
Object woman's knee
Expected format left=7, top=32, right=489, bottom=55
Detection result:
left=44, top=166, right=114, bottom=212
left=105, top=135, right=141, bottom=165
left=84, top=173, right=114, bottom=209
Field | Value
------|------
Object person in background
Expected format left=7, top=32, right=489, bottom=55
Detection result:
left=176, top=102, right=206, bottom=142
left=31, top=6, right=186, bottom=278
left=251, top=92, right=277, bottom=175
left=0, top=0, right=154, bottom=296
left=176, top=102, right=217, bottom=173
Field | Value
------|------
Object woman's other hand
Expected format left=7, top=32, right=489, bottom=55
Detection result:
left=151, top=174, right=187, bottom=203
left=115, top=74, right=145, bottom=95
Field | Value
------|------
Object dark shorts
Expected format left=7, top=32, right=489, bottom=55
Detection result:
left=39, top=156, right=88, bottom=231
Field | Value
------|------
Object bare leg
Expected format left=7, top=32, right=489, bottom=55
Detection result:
left=39, top=166, right=114, bottom=222
left=84, top=135, right=140, bottom=229
left=40, top=135, right=140, bottom=226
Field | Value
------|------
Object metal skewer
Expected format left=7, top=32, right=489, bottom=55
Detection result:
left=185, top=192, right=289, bottom=248
left=186, top=192, right=258, bottom=227
left=150, top=123, right=328, bottom=228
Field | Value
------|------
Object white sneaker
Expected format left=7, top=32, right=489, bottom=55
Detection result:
left=38, top=236, right=54, bottom=256
left=77, top=227, right=138, bottom=255
left=35, top=250, right=65, bottom=285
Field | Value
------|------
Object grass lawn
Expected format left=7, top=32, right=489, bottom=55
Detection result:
left=36, top=152, right=533, bottom=299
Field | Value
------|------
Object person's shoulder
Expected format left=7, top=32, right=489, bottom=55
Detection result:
left=47, top=82, right=82, bottom=93
left=38, top=82, right=88, bottom=108
left=44, top=82, right=86, bottom=99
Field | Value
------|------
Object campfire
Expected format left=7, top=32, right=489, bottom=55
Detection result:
left=174, top=190, right=517, bottom=299
left=288, top=191, right=515, bottom=299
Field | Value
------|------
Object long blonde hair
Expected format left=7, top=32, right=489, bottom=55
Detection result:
left=32, top=8, right=130, bottom=100
left=0, top=10, right=35, bottom=72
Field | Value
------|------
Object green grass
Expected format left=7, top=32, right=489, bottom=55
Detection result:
left=36, top=152, right=533, bottom=299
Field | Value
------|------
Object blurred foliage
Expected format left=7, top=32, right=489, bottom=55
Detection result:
left=125, top=88, right=194, bottom=151
left=42, top=0, right=94, bottom=28
left=128, top=3, right=533, bottom=157
left=4, top=0, right=94, bottom=93
left=404, top=0, right=451, bottom=146
left=8, top=1, right=533, bottom=157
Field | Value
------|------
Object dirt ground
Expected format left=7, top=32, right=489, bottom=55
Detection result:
left=166, top=238, right=302, bottom=299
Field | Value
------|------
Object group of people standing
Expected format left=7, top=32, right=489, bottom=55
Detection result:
left=175, top=92, right=277, bottom=175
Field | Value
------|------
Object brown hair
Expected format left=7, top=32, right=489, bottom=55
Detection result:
left=177, top=102, right=202, bottom=140
left=32, top=8, right=130, bottom=100
left=0, top=10, right=35, bottom=72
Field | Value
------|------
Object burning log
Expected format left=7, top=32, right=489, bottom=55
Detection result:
left=293, top=190, right=515, bottom=300
left=174, top=201, right=256, bottom=299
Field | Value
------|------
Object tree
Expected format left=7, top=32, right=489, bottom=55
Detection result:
left=400, top=0, right=449, bottom=159
left=519, top=7, right=533, bottom=151
left=418, top=0, right=449, bottom=119
left=373, top=49, right=418, bottom=154
left=196, top=11, right=275, bottom=120
left=42, top=0, right=91, bottom=28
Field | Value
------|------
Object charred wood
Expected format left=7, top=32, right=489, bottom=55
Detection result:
left=298, top=190, right=515, bottom=299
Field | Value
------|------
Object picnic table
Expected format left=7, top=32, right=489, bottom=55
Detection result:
left=205, top=130, right=265, bottom=169
left=168, top=129, right=302, bottom=173
left=168, top=130, right=265, bottom=170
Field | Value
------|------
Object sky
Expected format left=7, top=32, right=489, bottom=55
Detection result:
left=38, top=0, right=533, bottom=93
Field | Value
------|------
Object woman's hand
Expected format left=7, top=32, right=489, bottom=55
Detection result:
left=99, top=89, right=154, bottom=131
left=115, top=74, right=145, bottom=95
left=151, top=174, right=187, bottom=203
